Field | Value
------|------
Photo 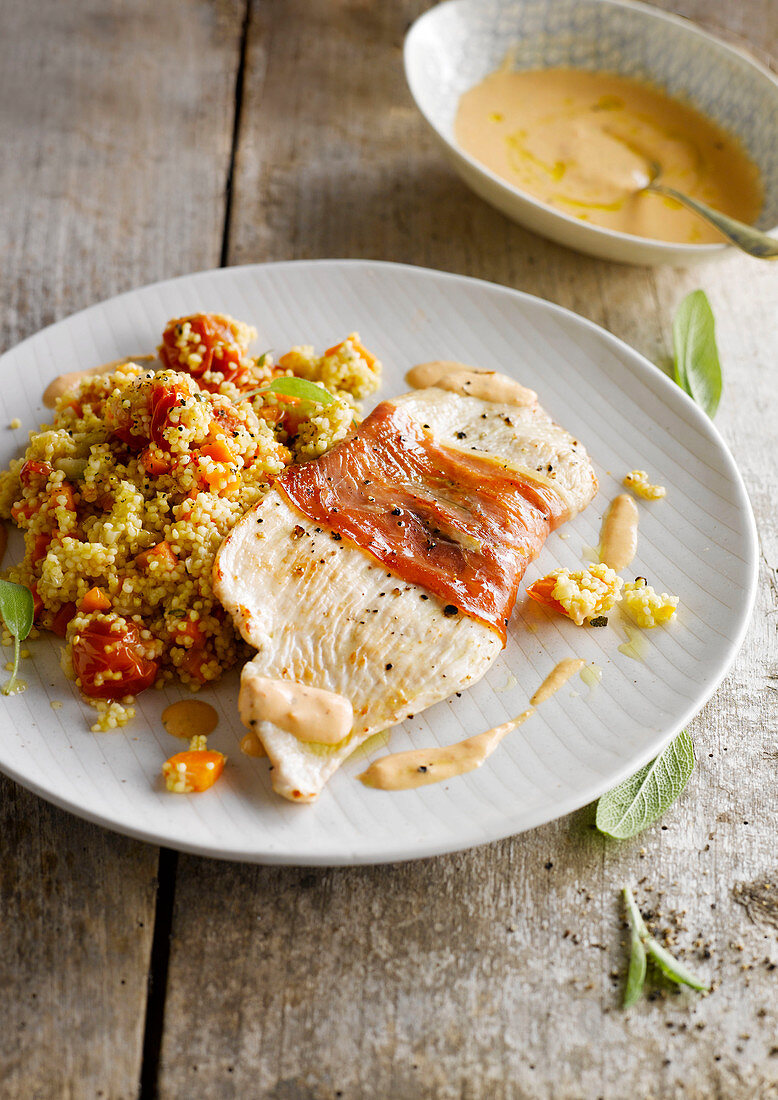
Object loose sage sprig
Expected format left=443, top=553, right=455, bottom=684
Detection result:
left=596, top=730, right=694, bottom=839
left=622, top=886, right=709, bottom=1008
left=672, top=289, right=722, bottom=418
left=242, top=377, right=337, bottom=405
left=0, top=578, right=34, bottom=695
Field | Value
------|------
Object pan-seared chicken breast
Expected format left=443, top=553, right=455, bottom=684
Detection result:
left=213, top=377, right=596, bottom=802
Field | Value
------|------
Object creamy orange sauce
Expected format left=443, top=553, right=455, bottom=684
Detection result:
left=455, top=68, right=762, bottom=243
left=358, top=708, right=534, bottom=790
left=406, top=361, right=537, bottom=406
left=162, top=699, right=218, bottom=740
left=600, top=494, right=639, bottom=571
left=42, top=355, right=156, bottom=408
left=239, top=667, right=354, bottom=745
left=531, top=658, right=585, bottom=705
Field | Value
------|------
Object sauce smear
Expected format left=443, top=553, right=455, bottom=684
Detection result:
left=239, top=665, right=354, bottom=745
left=531, top=658, right=585, bottom=705
left=359, top=709, right=534, bottom=790
left=406, top=361, right=537, bottom=406
left=43, top=355, right=157, bottom=408
left=600, top=494, right=639, bottom=571
left=162, top=699, right=218, bottom=740
left=455, top=68, right=762, bottom=244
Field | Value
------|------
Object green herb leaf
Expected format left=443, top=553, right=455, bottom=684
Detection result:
left=622, top=886, right=709, bottom=1007
left=643, top=938, right=709, bottom=992
left=596, top=729, right=694, bottom=838
left=0, top=578, right=34, bottom=695
left=624, top=921, right=647, bottom=1008
left=244, top=377, right=337, bottom=405
left=672, top=290, right=722, bottom=418
left=0, top=579, right=34, bottom=641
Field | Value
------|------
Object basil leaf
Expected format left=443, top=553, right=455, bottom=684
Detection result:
left=246, top=377, right=336, bottom=405
left=672, top=290, right=722, bottom=418
left=596, top=730, right=694, bottom=838
left=0, top=579, right=34, bottom=641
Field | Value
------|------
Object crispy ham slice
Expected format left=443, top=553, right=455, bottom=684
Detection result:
left=279, top=401, right=567, bottom=642
left=213, top=381, right=597, bottom=802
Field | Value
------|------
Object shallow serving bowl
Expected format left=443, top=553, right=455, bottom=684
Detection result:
left=404, top=0, right=778, bottom=265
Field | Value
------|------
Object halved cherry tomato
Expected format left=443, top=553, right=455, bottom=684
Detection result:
left=159, top=314, right=247, bottom=382
left=525, top=576, right=568, bottom=617
left=149, top=382, right=187, bottom=447
left=79, top=587, right=111, bottom=613
left=19, top=459, right=53, bottom=488
left=71, top=619, right=158, bottom=699
left=51, top=602, right=78, bottom=637
left=162, top=749, right=225, bottom=792
left=181, top=647, right=210, bottom=684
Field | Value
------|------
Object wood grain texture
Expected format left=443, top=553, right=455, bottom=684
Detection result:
left=0, top=0, right=244, bottom=1095
left=156, top=2, right=778, bottom=1098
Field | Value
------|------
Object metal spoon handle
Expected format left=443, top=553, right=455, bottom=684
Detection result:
left=647, top=182, right=778, bottom=259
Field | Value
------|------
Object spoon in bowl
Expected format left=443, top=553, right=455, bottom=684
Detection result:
left=642, top=161, right=778, bottom=259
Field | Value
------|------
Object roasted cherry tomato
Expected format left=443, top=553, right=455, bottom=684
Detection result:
left=19, top=459, right=53, bottom=488
left=71, top=619, right=159, bottom=699
left=159, top=314, right=247, bottom=383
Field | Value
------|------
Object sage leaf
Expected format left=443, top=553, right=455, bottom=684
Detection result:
left=672, top=290, right=722, bottom=418
left=244, top=377, right=336, bottom=405
left=596, top=729, right=694, bottom=839
left=0, top=578, right=34, bottom=695
left=622, top=886, right=709, bottom=1007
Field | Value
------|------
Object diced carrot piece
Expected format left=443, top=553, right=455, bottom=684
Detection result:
left=79, top=586, right=111, bottom=613
left=199, top=440, right=234, bottom=464
left=324, top=335, right=376, bottom=368
left=140, top=447, right=170, bottom=476
left=135, top=541, right=178, bottom=572
left=162, top=749, right=225, bottom=793
left=525, top=576, right=568, bottom=618
left=172, top=617, right=205, bottom=648
left=182, top=646, right=210, bottom=683
left=51, top=482, right=77, bottom=511
left=31, top=532, right=52, bottom=565
left=51, top=602, right=77, bottom=637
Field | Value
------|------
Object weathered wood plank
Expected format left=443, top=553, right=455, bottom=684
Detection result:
left=0, top=0, right=244, bottom=1095
left=154, top=1, right=778, bottom=1097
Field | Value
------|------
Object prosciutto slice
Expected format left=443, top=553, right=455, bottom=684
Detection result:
left=279, top=401, right=566, bottom=642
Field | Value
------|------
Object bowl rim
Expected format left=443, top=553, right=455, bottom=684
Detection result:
left=403, top=0, right=778, bottom=257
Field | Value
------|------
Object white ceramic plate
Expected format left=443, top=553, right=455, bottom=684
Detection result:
left=0, top=261, right=757, bottom=864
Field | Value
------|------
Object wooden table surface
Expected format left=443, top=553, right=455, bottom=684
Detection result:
left=1, top=2, right=776, bottom=1097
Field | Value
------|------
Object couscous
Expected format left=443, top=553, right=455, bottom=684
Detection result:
left=0, top=313, right=381, bottom=733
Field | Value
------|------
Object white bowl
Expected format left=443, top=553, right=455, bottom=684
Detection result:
left=404, top=0, right=778, bottom=265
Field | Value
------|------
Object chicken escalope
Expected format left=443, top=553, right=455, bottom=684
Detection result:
left=213, top=371, right=597, bottom=802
